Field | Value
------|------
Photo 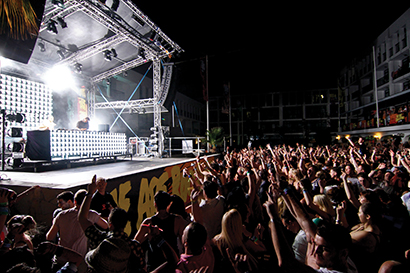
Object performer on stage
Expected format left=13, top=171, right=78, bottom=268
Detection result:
left=39, top=115, right=56, bottom=130
left=76, top=117, right=90, bottom=131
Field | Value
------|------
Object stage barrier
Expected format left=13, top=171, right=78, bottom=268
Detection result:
left=7, top=155, right=217, bottom=237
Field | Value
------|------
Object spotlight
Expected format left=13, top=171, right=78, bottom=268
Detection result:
left=57, top=49, right=65, bottom=60
left=73, top=63, right=82, bottom=74
left=138, top=48, right=146, bottom=60
left=57, top=17, right=67, bottom=28
left=47, top=20, right=58, bottom=35
left=51, top=0, right=64, bottom=8
left=6, top=158, right=23, bottom=168
left=7, top=142, right=24, bottom=152
left=6, top=113, right=25, bottom=123
left=111, top=0, right=120, bottom=11
left=7, top=128, right=23, bottom=137
left=38, top=42, right=46, bottom=52
left=111, top=48, right=117, bottom=58
left=103, top=50, right=112, bottom=61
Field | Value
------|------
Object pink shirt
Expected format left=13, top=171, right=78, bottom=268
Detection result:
left=53, top=207, right=101, bottom=257
left=176, top=241, right=215, bottom=273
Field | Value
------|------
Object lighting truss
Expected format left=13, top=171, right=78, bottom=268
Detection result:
left=93, top=98, right=168, bottom=114
left=40, top=0, right=183, bottom=82
left=36, top=0, right=183, bottom=158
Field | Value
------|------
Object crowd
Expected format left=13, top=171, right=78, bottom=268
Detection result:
left=1, top=136, right=410, bottom=273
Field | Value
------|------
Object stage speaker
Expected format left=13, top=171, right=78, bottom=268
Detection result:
left=0, top=0, right=46, bottom=64
left=98, top=124, right=109, bottom=132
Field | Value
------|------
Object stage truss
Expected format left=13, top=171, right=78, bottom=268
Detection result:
left=37, top=0, right=183, bottom=158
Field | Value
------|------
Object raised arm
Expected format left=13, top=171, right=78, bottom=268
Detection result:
left=78, top=174, right=98, bottom=231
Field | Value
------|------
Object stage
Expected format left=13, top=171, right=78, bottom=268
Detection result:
left=0, top=155, right=217, bottom=235
left=0, top=157, right=195, bottom=189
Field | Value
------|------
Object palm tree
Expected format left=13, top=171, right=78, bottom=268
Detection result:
left=206, top=127, right=225, bottom=152
left=0, top=0, right=39, bottom=40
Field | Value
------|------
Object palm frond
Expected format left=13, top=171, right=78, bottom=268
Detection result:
left=0, top=0, right=38, bottom=40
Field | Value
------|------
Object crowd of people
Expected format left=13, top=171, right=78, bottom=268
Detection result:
left=1, top=136, right=410, bottom=273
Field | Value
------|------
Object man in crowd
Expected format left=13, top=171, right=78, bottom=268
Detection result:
left=90, top=177, right=117, bottom=220
left=46, top=189, right=108, bottom=271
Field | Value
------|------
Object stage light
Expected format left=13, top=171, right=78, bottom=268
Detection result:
left=111, top=48, right=117, bottom=58
left=38, top=42, right=46, bottom=52
left=57, top=17, right=67, bottom=28
left=111, top=0, right=120, bottom=11
left=6, top=158, right=23, bottom=168
left=138, top=48, right=146, bottom=61
left=103, top=50, right=112, bottom=61
left=52, top=0, right=64, bottom=8
left=43, top=65, right=76, bottom=92
left=7, top=128, right=23, bottom=137
left=57, top=50, right=65, bottom=60
left=47, top=20, right=58, bottom=35
left=7, top=142, right=24, bottom=152
left=73, top=63, right=82, bottom=74
left=6, top=113, right=25, bottom=123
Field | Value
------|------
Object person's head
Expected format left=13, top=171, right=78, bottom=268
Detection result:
left=313, top=194, right=334, bottom=215
left=84, top=117, right=90, bottom=122
left=330, top=167, right=341, bottom=179
left=7, top=215, right=37, bottom=234
left=384, top=171, right=393, bottom=182
left=203, top=181, right=218, bottom=199
left=168, top=194, right=189, bottom=219
left=358, top=201, right=382, bottom=225
left=358, top=189, right=380, bottom=205
left=74, top=189, right=87, bottom=208
left=56, top=191, right=74, bottom=209
left=344, top=164, right=355, bottom=176
left=219, top=209, right=244, bottom=249
left=357, top=173, right=370, bottom=189
left=85, top=237, right=131, bottom=273
left=108, top=208, right=128, bottom=231
left=96, top=177, right=107, bottom=193
left=154, top=190, right=171, bottom=211
left=307, top=165, right=318, bottom=179
left=314, top=223, right=351, bottom=270
left=182, top=222, right=207, bottom=255
left=280, top=207, right=300, bottom=234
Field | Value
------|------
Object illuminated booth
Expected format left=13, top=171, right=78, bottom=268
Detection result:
left=26, top=130, right=127, bottom=161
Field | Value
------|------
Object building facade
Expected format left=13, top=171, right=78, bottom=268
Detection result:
left=339, top=8, right=410, bottom=142
left=209, top=88, right=340, bottom=147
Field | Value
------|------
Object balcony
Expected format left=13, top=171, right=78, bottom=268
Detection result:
left=377, top=75, right=389, bottom=87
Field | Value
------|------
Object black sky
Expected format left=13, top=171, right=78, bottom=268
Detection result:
left=134, top=2, right=410, bottom=96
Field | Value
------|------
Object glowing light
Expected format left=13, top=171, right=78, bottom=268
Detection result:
left=43, top=65, right=77, bottom=92
left=374, top=133, right=382, bottom=139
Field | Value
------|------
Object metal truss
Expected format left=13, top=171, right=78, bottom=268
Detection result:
left=40, top=0, right=181, bottom=158
left=41, top=0, right=183, bottom=82
left=58, top=34, right=126, bottom=66
left=93, top=98, right=168, bottom=113
left=153, top=59, right=162, bottom=157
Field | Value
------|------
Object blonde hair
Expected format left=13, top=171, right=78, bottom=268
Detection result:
left=213, top=209, right=257, bottom=268
left=313, top=194, right=334, bottom=215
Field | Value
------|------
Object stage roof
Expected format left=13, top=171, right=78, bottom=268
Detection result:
left=3, top=0, right=183, bottom=83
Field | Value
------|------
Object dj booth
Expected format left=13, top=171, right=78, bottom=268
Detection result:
left=26, top=130, right=127, bottom=161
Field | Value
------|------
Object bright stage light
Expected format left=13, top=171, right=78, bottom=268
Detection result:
left=43, top=65, right=76, bottom=92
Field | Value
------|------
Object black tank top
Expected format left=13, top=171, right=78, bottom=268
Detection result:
left=146, top=214, right=179, bottom=271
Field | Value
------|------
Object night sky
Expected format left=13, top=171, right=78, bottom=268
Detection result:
left=137, top=3, right=410, bottom=98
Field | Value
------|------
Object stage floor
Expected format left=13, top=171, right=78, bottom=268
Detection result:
left=0, top=156, right=197, bottom=189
